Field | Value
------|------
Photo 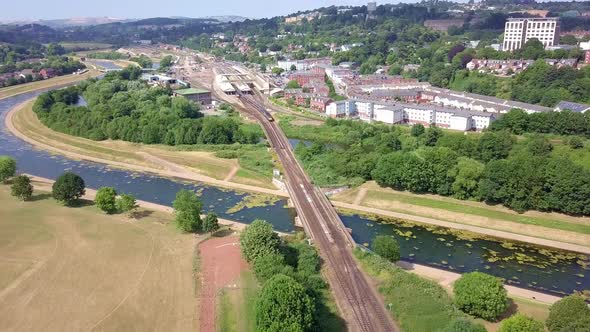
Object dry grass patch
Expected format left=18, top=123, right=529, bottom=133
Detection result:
left=0, top=187, right=198, bottom=332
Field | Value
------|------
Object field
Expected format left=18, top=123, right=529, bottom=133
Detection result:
left=332, top=182, right=590, bottom=247
left=0, top=70, right=100, bottom=100
left=10, top=101, right=275, bottom=190
left=0, top=186, right=198, bottom=331
left=60, top=42, right=114, bottom=51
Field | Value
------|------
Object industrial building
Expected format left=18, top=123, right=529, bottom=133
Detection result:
left=173, top=88, right=212, bottom=105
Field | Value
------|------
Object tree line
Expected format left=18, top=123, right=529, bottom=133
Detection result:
left=32, top=67, right=262, bottom=146
left=490, top=109, right=590, bottom=138
left=294, top=120, right=590, bottom=216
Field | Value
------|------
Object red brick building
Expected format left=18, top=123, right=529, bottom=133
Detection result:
left=310, top=97, right=332, bottom=112
left=39, top=68, right=57, bottom=79
left=288, top=71, right=324, bottom=87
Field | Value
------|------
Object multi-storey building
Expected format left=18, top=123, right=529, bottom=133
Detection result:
left=503, top=17, right=560, bottom=51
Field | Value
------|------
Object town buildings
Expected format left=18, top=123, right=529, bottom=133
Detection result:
left=502, top=17, right=560, bottom=51
left=466, top=58, right=579, bottom=75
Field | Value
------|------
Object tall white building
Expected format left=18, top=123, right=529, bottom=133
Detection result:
left=503, top=18, right=560, bottom=52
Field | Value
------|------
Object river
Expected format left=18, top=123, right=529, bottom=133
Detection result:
left=0, top=86, right=588, bottom=297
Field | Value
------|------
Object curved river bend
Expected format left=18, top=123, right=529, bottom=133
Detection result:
left=0, top=89, right=588, bottom=297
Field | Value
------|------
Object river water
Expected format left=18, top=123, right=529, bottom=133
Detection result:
left=0, top=87, right=588, bottom=297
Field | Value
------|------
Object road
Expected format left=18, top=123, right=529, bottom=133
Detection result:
left=239, top=93, right=399, bottom=332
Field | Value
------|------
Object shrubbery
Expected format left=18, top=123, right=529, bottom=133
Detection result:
left=239, top=219, right=280, bottom=262
left=453, top=272, right=508, bottom=321
left=372, top=235, right=401, bottom=262
left=10, top=175, right=33, bottom=201
left=95, top=187, right=117, bottom=214
left=0, top=156, right=16, bottom=183
left=498, top=314, right=544, bottom=332
left=546, top=294, right=590, bottom=332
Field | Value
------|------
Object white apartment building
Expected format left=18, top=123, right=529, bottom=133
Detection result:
left=503, top=18, right=560, bottom=51
left=326, top=100, right=357, bottom=118
left=344, top=99, right=495, bottom=131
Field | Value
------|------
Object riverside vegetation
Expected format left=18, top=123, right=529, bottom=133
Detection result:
left=287, top=117, right=590, bottom=216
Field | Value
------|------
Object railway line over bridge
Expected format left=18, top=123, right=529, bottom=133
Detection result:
left=210, top=64, right=398, bottom=332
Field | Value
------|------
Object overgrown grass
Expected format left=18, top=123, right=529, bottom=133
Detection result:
left=353, top=248, right=464, bottom=332
left=364, top=190, right=590, bottom=235
left=278, top=115, right=348, bottom=145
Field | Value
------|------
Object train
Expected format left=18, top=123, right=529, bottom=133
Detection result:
left=261, top=108, right=274, bottom=122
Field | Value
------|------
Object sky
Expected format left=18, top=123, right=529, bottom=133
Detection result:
left=1, top=0, right=428, bottom=21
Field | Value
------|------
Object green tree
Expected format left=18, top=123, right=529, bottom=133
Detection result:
left=443, top=318, right=487, bottom=332
left=172, top=190, right=203, bottom=233
left=203, top=212, right=220, bottom=234
left=116, top=194, right=137, bottom=214
left=10, top=175, right=33, bottom=201
left=411, top=124, right=425, bottom=137
left=253, top=252, right=293, bottom=284
left=286, top=80, right=301, bottom=89
left=52, top=172, right=86, bottom=205
left=423, top=126, right=443, bottom=146
left=453, top=272, right=508, bottom=321
left=449, top=157, right=484, bottom=200
left=256, top=274, right=315, bottom=332
left=546, top=295, right=590, bottom=332
left=477, top=132, right=514, bottom=162
left=159, top=55, right=174, bottom=70
left=0, top=156, right=16, bottom=183
left=95, top=187, right=117, bottom=214
left=567, top=136, right=584, bottom=149
left=372, top=235, right=401, bottom=262
left=239, top=219, right=280, bottom=263
left=558, top=315, right=590, bottom=332
left=498, top=314, right=544, bottom=332
left=271, top=67, right=285, bottom=75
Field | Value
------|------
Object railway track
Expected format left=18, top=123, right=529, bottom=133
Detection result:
left=238, top=93, right=398, bottom=332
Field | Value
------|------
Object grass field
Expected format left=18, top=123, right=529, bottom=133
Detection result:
left=11, top=101, right=273, bottom=189
left=0, top=70, right=100, bottom=100
left=60, top=42, right=114, bottom=51
left=0, top=186, right=198, bottom=331
left=216, top=271, right=259, bottom=332
left=332, top=182, right=590, bottom=246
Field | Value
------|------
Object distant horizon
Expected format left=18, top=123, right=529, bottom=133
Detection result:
left=1, top=0, right=450, bottom=22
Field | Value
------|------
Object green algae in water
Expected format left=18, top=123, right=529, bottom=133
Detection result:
left=226, top=193, right=280, bottom=214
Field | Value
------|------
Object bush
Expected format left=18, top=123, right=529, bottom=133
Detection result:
left=558, top=315, right=590, bottom=332
left=95, top=187, right=117, bottom=213
left=453, top=272, right=508, bottom=321
left=498, top=314, right=544, bottom=332
left=239, top=220, right=280, bottom=262
left=253, top=252, right=293, bottom=284
left=10, top=175, right=33, bottom=201
left=546, top=295, right=590, bottom=332
left=116, top=194, right=137, bottom=214
left=0, top=156, right=17, bottom=183
left=256, top=274, right=314, bottom=332
left=443, top=318, right=487, bottom=332
left=372, top=235, right=401, bottom=262
left=203, top=212, right=220, bottom=234
left=52, top=172, right=85, bottom=205
left=172, top=190, right=202, bottom=233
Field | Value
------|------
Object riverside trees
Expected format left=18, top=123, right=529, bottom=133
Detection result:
left=290, top=118, right=590, bottom=216
left=32, top=68, right=262, bottom=146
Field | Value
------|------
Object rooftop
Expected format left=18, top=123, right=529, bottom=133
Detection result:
left=174, top=88, right=210, bottom=95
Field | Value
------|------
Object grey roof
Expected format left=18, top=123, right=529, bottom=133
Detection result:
left=556, top=101, right=590, bottom=113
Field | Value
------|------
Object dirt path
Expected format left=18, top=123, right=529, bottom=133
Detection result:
left=5, top=102, right=288, bottom=198
left=223, top=166, right=239, bottom=182
left=198, top=236, right=248, bottom=332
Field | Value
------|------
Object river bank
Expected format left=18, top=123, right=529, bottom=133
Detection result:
left=25, top=173, right=563, bottom=306
left=7, top=98, right=590, bottom=255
